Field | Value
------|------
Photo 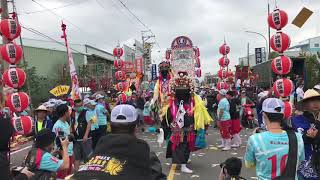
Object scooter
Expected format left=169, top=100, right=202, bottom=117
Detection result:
left=242, top=104, right=255, bottom=129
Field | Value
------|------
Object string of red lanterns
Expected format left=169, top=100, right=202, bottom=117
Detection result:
left=0, top=13, right=32, bottom=135
left=113, top=46, right=128, bottom=102
left=216, top=42, right=232, bottom=90
left=268, top=7, right=293, bottom=118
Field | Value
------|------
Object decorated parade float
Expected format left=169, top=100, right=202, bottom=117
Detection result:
left=152, top=36, right=212, bottom=173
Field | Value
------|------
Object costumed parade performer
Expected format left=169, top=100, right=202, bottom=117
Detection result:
left=151, top=61, right=173, bottom=139
left=164, top=72, right=212, bottom=173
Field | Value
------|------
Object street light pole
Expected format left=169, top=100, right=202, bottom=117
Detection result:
left=245, top=30, right=269, bottom=62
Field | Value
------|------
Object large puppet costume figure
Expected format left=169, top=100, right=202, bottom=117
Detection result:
left=151, top=61, right=173, bottom=138
left=165, top=72, right=212, bottom=174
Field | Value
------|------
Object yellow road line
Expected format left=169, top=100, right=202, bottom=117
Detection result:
left=168, top=164, right=177, bottom=180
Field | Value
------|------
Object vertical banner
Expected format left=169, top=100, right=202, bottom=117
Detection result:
left=135, top=57, right=143, bottom=74
left=255, top=47, right=265, bottom=65
left=151, top=64, right=157, bottom=80
left=61, top=22, right=81, bottom=100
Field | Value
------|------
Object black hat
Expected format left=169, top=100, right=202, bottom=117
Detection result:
left=35, top=128, right=56, bottom=148
left=71, top=134, right=152, bottom=180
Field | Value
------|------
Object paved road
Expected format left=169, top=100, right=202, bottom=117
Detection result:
left=11, top=127, right=257, bottom=180
left=139, top=127, right=257, bottom=180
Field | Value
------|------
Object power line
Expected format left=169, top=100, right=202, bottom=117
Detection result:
left=30, top=0, right=114, bottom=48
left=116, top=0, right=161, bottom=49
left=21, top=25, right=83, bottom=54
left=23, top=0, right=87, bottom=15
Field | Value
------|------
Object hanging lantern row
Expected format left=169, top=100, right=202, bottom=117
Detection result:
left=0, top=18, right=30, bottom=114
left=114, top=59, right=124, bottom=69
left=268, top=7, right=294, bottom=99
left=113, top=46, right=127, bottom=101
left=216, top=41, right=233, bottom=90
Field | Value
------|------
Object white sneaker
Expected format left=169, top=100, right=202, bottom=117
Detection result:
left=222, top=139, right=231, bottom=151
left=231, top=143, right=240, bottom=148
left=181, top=164, right=193, bottom=174
left=217, top=139, right=225, bottom=148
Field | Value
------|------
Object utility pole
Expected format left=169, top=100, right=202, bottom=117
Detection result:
left=141, top=30, right=155, bottom=81
left=247, top=43, right=250, bottom=67
left=267, top=1, right=271, bottom=60
left=1, top=0, right=9, bottom=107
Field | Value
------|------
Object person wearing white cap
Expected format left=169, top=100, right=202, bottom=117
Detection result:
left=95, top=94, right=108, bottom=139
left=217, top=89, right=232, bottom=151
left=83, top=99, right=99, bottom=149
left=244, top=98, right=305, bottom=180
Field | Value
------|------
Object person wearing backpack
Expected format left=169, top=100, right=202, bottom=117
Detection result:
left=71, top=99, right=93, bottom=171
left=244, top=98, right=305, bottom=179
left=24, top=128, right=70, bottom=179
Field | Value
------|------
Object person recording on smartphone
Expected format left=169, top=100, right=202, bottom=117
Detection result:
left=24, top=128, right=70, bottom=179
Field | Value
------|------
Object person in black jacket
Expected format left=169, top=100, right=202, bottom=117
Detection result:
left=0, top=115, right=34, bottom=180
left=227, top=91, right=242, bottom=148
left=70, top=104, right=166, bottom=180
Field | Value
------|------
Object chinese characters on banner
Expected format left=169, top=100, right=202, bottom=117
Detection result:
left=255, top=47, right=266, bottom=65
left=151, top=64, right=157, bottom=80
left=135, top=57, right=143, bottom=74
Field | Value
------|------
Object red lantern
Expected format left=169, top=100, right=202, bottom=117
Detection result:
left=114, top=59, right=124, bottom=69
left=270, top=32, right=291, bottom=53
left=273, top=78, right=294, bottom=97
left=219, top=44, right=230, bottom=55
left=12, top=116, right=33, bottom=135
left=195, top=68, right=201, bottom=77
left=0, top=19, right=21, bottom=40
left=3, top=67, right=26, bottom=88
left=113, top=47, right=123, bottom=58
left=271, top=55, right=292, bottom=75
left=227, top=70, right=234, bottom=77
left=6, top=92, right=29, bottom=112
left=219, top=57, right=230, bottom=67
left=216, top=82, right=229, bottom=90
left=117, top=93, right=127, bottom=104
left=195, top=57, right=201, bottom=68
left=165, top=50, right=171, bottom=60
left=1, top=42, right=23, bottom=64
left=218, top=69, right=228, bottom=79
left=283, top=101, right=293, bottom=119
left=116, top=82, right=127, bottom=92
left=268, top=9, right=288, bottom=30
left=115, top=71, right=126, bottom=81
left=194, top=47, right=200, bottom=57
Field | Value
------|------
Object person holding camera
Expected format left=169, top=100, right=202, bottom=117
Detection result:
left=219, top=157, right=245, bottom=180
left=24, top=128, right=70, bottom=179
left=244, top=98, right=305, bottom=179
left=52, top=104, right=74, bottom=179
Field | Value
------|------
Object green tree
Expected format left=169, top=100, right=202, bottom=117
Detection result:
left=305, top=54, right=320, bottom=88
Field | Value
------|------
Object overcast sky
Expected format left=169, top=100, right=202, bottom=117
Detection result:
left=15, top=0, right=320, bottom=73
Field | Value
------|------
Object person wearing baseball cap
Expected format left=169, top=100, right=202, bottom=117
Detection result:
left=244, top=98, right=305, bottom=179
left=83, top=99, right=99, bottom=149
left=95, top=94, right=108, bottom=139
left=217, top=89, right=233, bottom=151
left=70, top=104, right=166, bottom=180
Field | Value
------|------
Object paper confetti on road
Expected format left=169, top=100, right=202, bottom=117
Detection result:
left=211, top=164, right=220, bottom=167
left=191, top=175, right=200, bottom=178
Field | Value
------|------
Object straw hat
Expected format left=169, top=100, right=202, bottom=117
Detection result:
left=35, top=105, right=48, bottom=112
left=296, top=89, right=320, bottom=110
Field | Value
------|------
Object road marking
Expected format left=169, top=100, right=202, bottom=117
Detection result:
left=168, top=164, right=177, bottom=180
left=10, top=145, right=32, bottom=155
